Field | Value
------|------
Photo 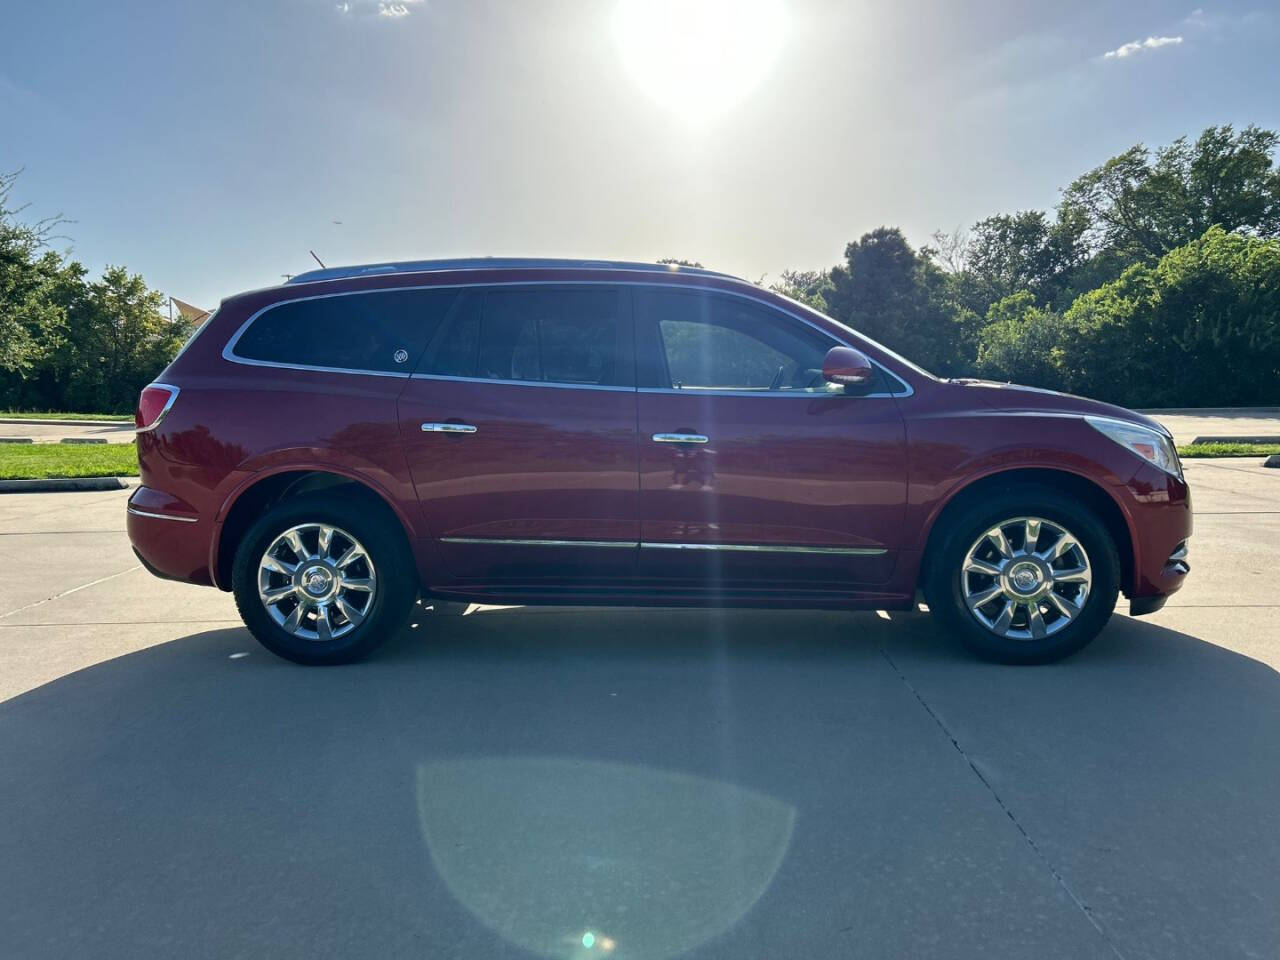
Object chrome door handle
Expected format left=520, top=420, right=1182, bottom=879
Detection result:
left=422, top=422, right=477, bottom=434
left=652, top=432, right=709, bottom=444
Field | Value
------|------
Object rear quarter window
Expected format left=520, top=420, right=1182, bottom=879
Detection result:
left=230, top=288, right=459, bottom=374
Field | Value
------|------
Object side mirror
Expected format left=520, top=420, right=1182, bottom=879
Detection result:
left=822, top=346, right=875, bottom=387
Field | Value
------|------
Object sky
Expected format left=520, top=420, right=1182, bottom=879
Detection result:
left=3, top=0, right=1279, bottom=310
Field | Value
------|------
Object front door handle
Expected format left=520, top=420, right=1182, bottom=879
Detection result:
left=652, top=432, right=709, bottom=444
left=422, top=422, right=477, bottom=434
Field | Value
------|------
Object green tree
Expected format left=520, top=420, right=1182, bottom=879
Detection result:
left=0, top=171, right=67, bottom=382
left=53, top=266, right=191, bottom=412
left=1059, top=124, right=1280, bottom=265
left=769, top=269, right=832, bottom=311
left=824, top=227, right=969, bottom=374
left=974, top=291, right=1067, bottom=391
left=1057, top=227, right=1280, bottom=406
left=959, top=209, right=1089, bottom=311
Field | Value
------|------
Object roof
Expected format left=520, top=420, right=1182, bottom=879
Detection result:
left=285, top=257, right=739, bottom=285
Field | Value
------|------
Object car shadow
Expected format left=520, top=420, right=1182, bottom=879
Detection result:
left=1, top=609, right=1278, bottom=959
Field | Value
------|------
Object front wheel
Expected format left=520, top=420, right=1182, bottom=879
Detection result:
left=232, top=492, right=417, bottom=665
left=923, top=488, right=1120, bottom=664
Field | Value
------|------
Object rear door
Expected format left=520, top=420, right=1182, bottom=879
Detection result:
left=633, top=286, right=907, bottom=586
left=397, top=284, right=639, bottom=581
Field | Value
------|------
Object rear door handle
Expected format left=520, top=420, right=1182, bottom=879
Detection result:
left=652, top=433, right=709, bottom=444
left=422, top=422, right=477, bottom=434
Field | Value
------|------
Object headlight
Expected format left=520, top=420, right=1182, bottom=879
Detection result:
left=1086, top=416, right=1182, bottom=479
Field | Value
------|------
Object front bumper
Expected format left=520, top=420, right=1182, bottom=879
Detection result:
left=1122, top=463, right=1192, bottom=614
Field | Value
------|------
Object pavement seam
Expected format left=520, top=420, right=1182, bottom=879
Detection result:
left=0, top=565, right=141, bottom=620
left=876, top=643, right=1128, bottom=960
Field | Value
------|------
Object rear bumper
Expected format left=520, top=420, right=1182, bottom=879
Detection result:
left=126, top=486, right=214, bottom=586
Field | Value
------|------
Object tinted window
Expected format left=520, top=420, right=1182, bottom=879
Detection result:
left=636, top=289, right=843, bottom=393
left=422, top=287, right=627, bottom=387
left=232, top=288, right=458, bottom=373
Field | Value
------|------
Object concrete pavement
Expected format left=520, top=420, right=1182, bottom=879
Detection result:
left=1141, top=408, right=1280, bottom=446
left=1, top=460, right=1278, bottom=959
left=0, top=419, right=135, bottom=443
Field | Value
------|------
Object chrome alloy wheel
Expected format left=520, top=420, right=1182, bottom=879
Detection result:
left=257, top=523, right=377, bottom=641
left=960, top=516, right=1092, bottom=641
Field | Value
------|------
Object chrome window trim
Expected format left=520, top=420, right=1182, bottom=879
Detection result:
left=438, top=536, right=886, bottom=556
left=134, top=382, right=181, bottom=433
left=410, top=373, right=635, bottom=394
left=127, top=506, right=198, bottom=523
left=641, top=542, right=887, bottom=556
left=636, top=385, right=906, bottom=400
left=440, top=537, right=640, bottom=549
left=220, top=280, right=914, bottom=397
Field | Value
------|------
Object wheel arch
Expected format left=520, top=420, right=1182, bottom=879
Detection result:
left=211, top=468, right=414, bottom=590
left=918, top=467, right=1137, bottom=597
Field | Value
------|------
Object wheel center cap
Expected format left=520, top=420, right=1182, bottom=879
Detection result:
left=302, top=566, right=334, bottom=596
left=1008, top=561, right=1043, bottom=594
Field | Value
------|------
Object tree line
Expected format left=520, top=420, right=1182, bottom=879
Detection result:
left=771, top=124, right=1280, bottom=408
left=3, top=124, right=1279, bottom=413
left=0, top=169, right=193, bottom=413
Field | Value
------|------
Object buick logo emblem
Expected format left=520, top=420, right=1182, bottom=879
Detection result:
left=393, top=348, right=409, bottom=364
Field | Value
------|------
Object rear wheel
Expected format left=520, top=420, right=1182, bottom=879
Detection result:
left=232, top=492, right=417, bottom=665
left=923, top=487, right=1120, bottom=664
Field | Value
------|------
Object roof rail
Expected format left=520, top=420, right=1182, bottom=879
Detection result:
left=285, top=257, right=739, bottom=285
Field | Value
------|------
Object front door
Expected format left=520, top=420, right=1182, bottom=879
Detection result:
left=633, top=286, right=907, bottom=587
left=397, top=285, right=638, bottom=581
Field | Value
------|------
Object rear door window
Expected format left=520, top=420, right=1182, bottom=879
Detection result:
left=230, top=288, right=458, bottom=374
left=420, top=286, right=631, bottom=388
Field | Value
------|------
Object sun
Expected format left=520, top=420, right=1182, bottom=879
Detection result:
left=612, top=0, right=788, bottom=119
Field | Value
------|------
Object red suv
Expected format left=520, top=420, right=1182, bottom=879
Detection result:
left=128, top=259, right=1191, bottom=665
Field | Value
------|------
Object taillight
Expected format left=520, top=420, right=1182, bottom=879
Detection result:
left=136, top=383, right=179, bottom=432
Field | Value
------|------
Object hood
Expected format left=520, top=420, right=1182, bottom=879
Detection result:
left=947, top=379, right=1171, bottom=436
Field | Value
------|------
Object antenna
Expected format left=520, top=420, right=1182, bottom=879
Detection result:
left=309, top=250, right=326, bottom=269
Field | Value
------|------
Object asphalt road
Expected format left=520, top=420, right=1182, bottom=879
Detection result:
left=1, top=459, right=1278, bottom=959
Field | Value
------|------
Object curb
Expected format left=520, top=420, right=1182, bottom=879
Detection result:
left=0, top=477, right=135, bottom=493
left=1190, top=435, right=1280, bottom=445
left=60, top=437, right=109, bottom=445
left=0, top=417, right=132, bottom=427
left=0, top=437, right=34, bottom=443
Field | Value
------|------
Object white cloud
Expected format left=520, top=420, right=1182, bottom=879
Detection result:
left=334, top=0, right=424, bottom=19
left=1103, top=35, right=1184, bottom=59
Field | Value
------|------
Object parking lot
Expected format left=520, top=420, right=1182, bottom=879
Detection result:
left=1, top=458, right=1278, bottom=959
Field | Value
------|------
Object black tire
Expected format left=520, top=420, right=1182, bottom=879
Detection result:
left=232, top=491, right=417, bottom=665
left=923, top=486, right=1120, bottom=664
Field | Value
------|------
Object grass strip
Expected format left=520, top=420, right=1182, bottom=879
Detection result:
left=0, top=410, right=133, bottom=421
left=1177, top=442, right=1280, bottom=458
left=0, top=443, right=139, bottom=479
